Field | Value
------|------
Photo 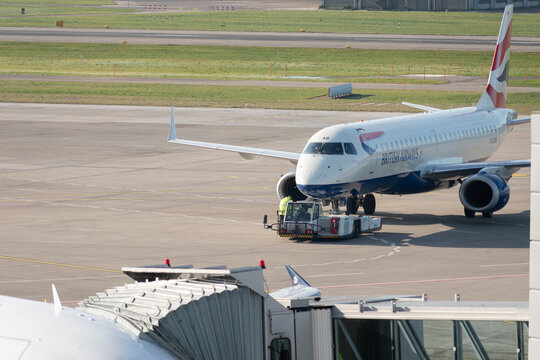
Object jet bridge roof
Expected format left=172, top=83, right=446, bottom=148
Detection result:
left=319, top=295, right=529, bottom=322
left=78, top=265, right=266, bottom=360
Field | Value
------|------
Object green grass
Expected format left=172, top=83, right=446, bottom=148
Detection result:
left=0, top=80, right=537, bottom=114
left=0, top=0, right=113, bottom=4
left=0, top=5, right=134, bottom=16
left=1, top=42, right=538, bottom=84
left=1, top=9, right=539, bottom=36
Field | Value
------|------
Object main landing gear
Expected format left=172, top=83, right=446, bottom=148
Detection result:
left=345, top=194, right=376, bottom=215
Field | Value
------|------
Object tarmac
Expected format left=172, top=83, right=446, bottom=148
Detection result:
left=2, top=27, right=539, bottom=52
left=0, top=103, right=530, bottom=304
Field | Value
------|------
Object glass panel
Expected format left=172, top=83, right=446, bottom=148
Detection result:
left=344, top=143, right=357, bottom=155
left=422, top=320, right=454, bottom=360
left=524, top=322, right=529, bottom=359
left=313, top=204, right=320, bottom=220
left=303, top=142, right=322, bottom=154
left=285, top=203, right=313, bottom=222
left=270, top=338, right=291, bottom=360
left=468, top=320, right=518, bottom=360
left=321, top=142, right=344, bottom=155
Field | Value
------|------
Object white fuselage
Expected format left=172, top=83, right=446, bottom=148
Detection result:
left=296, top=107, right=514, bottom=199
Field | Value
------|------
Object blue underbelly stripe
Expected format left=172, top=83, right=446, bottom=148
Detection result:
left=297, top=171, right=444, bottom=198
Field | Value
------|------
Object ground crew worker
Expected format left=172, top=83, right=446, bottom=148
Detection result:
left=278, top=196, right=291, bottom=223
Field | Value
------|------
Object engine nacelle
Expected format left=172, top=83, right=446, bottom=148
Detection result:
left=276, top=170, right=307, bottom=201
left=459, top=172, right=510, bottom=213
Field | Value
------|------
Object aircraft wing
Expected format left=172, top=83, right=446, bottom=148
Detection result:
left=168, top=106, right=301, bottom=163
left=401, top=102, right=441, bottom=113
left=421, top=159, right=531, bottom=180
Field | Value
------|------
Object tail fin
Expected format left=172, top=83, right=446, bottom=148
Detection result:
left=285, top=265, right=311, bottom=287
left=477, top=4, right=513, bottom=110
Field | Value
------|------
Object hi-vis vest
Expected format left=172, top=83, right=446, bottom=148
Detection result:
left=279, top=196, right=291, bottom=215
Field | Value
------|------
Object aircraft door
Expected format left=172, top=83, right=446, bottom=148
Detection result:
left=369, top=153, right=378, bottom=174
left=431, top=129, right=440, bottom=151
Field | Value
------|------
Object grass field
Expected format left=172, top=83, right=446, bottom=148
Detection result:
left=1, top=42, right=538, bottom=84
left=1, top=9, right=539, bottom=36
left=0, top=80, right=537, bottom=114
left=0, top=5, right=134, bottom=16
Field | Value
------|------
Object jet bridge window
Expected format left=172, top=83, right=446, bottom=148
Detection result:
left=270, top=338, right=291, bottom=360
left=344, top=143, right=357, bottom=155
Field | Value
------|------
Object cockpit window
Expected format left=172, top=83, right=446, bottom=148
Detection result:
left=321, top=142, right=344, bottom=155
left=303, top=142, right=323, bottom=154
left=303, top=142, right=344, bottom=155
left=344, top=143, right=357, bottom=155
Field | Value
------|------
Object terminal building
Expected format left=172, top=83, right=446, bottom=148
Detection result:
left=321, top=0, right=539, bottom=10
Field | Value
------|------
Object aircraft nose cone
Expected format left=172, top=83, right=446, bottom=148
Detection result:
left=296, top=156, right=326, bottom=186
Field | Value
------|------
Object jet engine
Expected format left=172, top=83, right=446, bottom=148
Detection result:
left=277, top=170, right=307, bottom=201
left=459, top=172, right=510, bottom=214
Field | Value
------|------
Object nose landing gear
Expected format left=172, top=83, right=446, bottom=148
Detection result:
left=344, top=194, right=376, bottom=215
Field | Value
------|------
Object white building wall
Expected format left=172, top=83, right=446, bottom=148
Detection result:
left=530, top=112, right=540, bottom=357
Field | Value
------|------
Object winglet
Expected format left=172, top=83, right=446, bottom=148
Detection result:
left=52, top=284, right=62, bottom=317
left=168, top=105, right=177, bottom=141
left=285, top=265, right=311, bottom=287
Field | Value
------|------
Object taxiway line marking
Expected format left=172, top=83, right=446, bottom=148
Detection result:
left=318, top=273, right=528, bottom=289
left=0, top=255, right=122, bottom=273
left=480, top=262, right=529, bottom=268
left=308, top=272, right=365, bottom=278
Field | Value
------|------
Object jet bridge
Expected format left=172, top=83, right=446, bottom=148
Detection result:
left=77, top=265, right=530, bottom=360
left=78, top=265, right=267, bottom=360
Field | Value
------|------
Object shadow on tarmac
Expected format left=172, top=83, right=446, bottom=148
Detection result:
left=297, top=210, right=529, bottom=249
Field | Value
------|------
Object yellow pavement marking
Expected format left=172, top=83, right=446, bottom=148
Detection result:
left=0, top=255, right=122, bottom=273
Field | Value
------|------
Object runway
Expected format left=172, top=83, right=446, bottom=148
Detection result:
left=1, top=27, right=539, bottom=51
left=0, top=103, right=530, bottom=303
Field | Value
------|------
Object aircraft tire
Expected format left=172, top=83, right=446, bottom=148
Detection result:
left=464, top=208, right=475, bottom=217
left=482, top=211, right=493, bottom=218
left=346, top=197, right=358, bottom=215
left=363, top=194, right=376, bottom=215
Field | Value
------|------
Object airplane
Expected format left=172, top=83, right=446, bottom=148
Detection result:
left=0, top=285, right=174, bottom=360
left=168, top=5, right=530, bottom=218
left=270, top=265, right=321, bottom=300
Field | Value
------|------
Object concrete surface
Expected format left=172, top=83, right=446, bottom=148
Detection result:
left=1, top=27, right=539, bottom=52
left=0, top=103, right=530, bottom=304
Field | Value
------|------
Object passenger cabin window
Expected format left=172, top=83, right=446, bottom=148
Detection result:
left=344, top=143, right=357, bottom=155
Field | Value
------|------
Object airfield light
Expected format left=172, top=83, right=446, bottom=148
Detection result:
left=165, top=258, right=171, bottom=267
left=259, top=260, right=266, bottom=269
